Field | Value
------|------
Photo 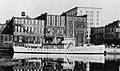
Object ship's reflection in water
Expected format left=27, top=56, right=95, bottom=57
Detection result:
left=0, top=53, right=120, bottom=71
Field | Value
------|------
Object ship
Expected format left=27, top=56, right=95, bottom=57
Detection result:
left=13, top=42, right=105, bottom=54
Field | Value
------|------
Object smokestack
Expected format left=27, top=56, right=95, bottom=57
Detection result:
left=21, top=11, right=25, bottom=17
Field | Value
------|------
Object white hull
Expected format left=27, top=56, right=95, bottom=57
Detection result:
left=13, top=53, right=105, bottom=63
left=13, top=45, right=105, bottom=54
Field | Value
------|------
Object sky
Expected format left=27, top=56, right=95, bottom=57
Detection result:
left=0, top=0, right=120, bottom=26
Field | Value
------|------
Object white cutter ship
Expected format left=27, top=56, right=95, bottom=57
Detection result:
left=13, top=43, right=105, bottom=54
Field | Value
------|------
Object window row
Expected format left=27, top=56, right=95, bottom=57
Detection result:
left=47, top=21, right=65, bottom=27
left=14, top=35, right=42, bottom=43
left=85, top=10, right=94, bottom=14
left=15, top=26, right=44, bottom=34
left=47, top=29, right=64, bottom=34
left=14, top=18, right=44, bottom=26
left=105, top=34, right=115, bottom=39
left=105, top=28, right=114, bottom=33
left=47, top=15, right=65, bottom=21
left=1, top=35, right=13, bottom=41
left=66, top=10, right=77, bottom=16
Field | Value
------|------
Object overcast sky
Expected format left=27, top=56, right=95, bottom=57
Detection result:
left=0, top=0, right=120, bottom=26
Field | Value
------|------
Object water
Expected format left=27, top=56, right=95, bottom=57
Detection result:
left=0, top=53, right=119, bottom=71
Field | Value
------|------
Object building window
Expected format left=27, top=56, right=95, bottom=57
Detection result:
left=61, top=16, right=65, bottom=21
left=14, top=35, right=17, bottom=42
left=35, top=20, right=38, bottom=25
left=50, top=21, right=52, bottom=26
left=30, top=27, right=32, bottom=33
left=25, top=19, right=28, bottom=24
left=97, top=23, right=99, bottom=25
left=21, top=27, right=23, bottom=32
left=80, top=10, right=82, bottom=13
left=53, top=21, right=55, bottom=26
left=57, top=16, right=60, bottom=20
left=57, top=30, right=59, bottom=33
left=55, top=21, right=57, bottom=26
left=90, top=19, right=93, bottom=21
left=57, top=21, right=60, bottom=26
left=47, top=21, right=50, bottom=26
left=86, top=11, right=89, bottom=13
left=47, top=15, right=51, bottom=20
left=90, top=23, right=93, bottom=25
left=90, top=15, right=93, bottom=17
left=18, top=19, right=21, bottom=24
left=18, top=26, right=20, bottom=32
left=32, top=27, right=34, bottom=33
left=29, top=27, right=30, bottom=33
left=97, top=11, right=99, bottom=14
left=38, top=20, right=41, bottom=25
left=42, top=28, right=44, bottom=33
left=37, top=27, right=39, bottom=33
left=39, top=27, right=42, bottom=33
left=27, top=27, right=29, bottom=32
left=41, top=20, right=44, bottom=26
left=97, top=15, right=99, bottom=18
left=112, top=28, right=114, bottom=32
left=34, top=27, right=37, bottom=33
left=15, top=26, right=17, bottom=32
left=21, top=19, right=24, bottom=24
left=97, top=19, right=99, bottom=22
left=31, top=20, right=34, bottom=25
left=52, top=16, right=55, bottom=20
left=90, top=11, right=93, bottom=13
left=84, top=18, right=87, bottom=22
left=62, top=30, right=64, bottom=34
left=28, top=20, right=31, bottom=25
left=61, top=21, right=65, bottom=27
left=60, top=22, right=61, bottom=26
left=15, top=18, right=18, bottom=24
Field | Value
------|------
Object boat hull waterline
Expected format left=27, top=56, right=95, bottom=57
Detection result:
left=13, top=45, right=105, bottom=54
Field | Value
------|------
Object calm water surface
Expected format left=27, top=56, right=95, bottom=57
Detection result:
left=0, top=53, right=119, bottom=71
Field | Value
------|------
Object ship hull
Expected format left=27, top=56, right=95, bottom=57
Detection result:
left=13, top=45, right=105, bottom=54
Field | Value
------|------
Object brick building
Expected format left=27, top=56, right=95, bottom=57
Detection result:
left=105, top=20, right=120, bottom=45
left=36, top=13, right=87, bottom=45
left=35, top=13, right=66, bottom=44
left=90, top=20, right=120, bottom=45
left=65, top=15, right=87, bottom=45
left=2, top=14, right=44, bottom=46
left=90, top=27, right=105, bottom=45
left=61, top=7, right=102, bottom=43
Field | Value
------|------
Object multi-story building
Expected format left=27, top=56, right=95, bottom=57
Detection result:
left=2, top=13, right=45, bottom=46
left=61, top=7, right=102, bottom=43
left=35, top=13, right=66, bottom=44
left=66, top=15, right=87, bottom=45
left=90, top=27, right=105, bottom=45
left=105, top=20, right=120, bottom=45
left=91, top=20, right=120, bottom=45
left=36, top=13, right=87, bottom=45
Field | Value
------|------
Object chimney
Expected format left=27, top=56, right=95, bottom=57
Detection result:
left=21, top=11, right=25, bottom=17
